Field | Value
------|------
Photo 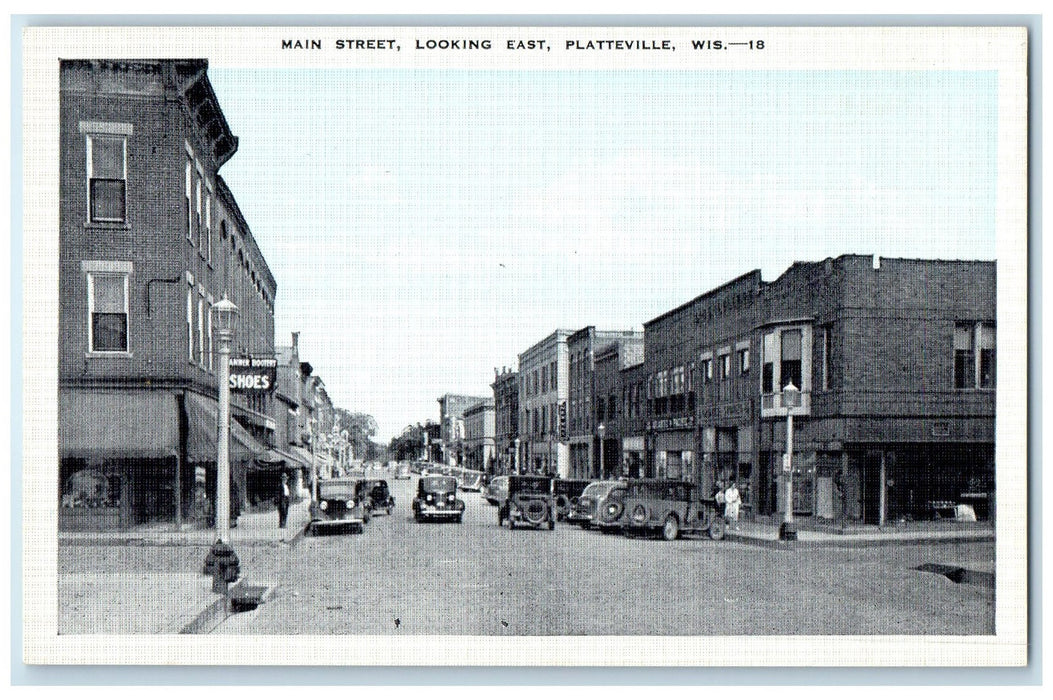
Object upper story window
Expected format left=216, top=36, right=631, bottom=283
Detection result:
left=204, top=181, right=213, bottom=263
left=185, top=144, right=194, bottom=242
left=81, top=122, right=132, bottom=224
left=780, top=329, right=803, bottom=389
left=700, top=357, right=713, bottom=384
left=738, top=347, right=750, bottom=376
left=82, top=261, right=132, bottom=354
left=955, top=322, right=996, bottom=389
left=719, top=354, right=731, bottom=381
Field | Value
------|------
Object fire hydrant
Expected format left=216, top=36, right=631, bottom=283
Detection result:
left=203, top=540, right=240, bottom=593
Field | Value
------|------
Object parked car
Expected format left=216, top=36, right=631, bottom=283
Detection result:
left=459, top=469, right=484, bottom=492
left=412, top=475, right=466, bottom=523
left=498, top=475, right=555, bottom=530
left=307, top=478, right=367, bottom=535
left=620, top=479, right=726, bottom=541
left=552, top=479, right=591, bottom=521
left=355, top=479, right=395, bottom=515
left=572, top=480, right=627, bottom=530
left=394, top=463, right=411, bottom=480
left=578, top=480, right=629, bottom=531
left=483, top=475, right=509, bottom=506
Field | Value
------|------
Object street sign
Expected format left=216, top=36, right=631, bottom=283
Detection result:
left=558, top=401, right=567, bottom=440
left=782, top=453, right=792, bottom=473
left=229, top=356, right=277, bottom=393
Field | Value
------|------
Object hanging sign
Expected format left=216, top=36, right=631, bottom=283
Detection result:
left=229, top=356, right=278, bottom=393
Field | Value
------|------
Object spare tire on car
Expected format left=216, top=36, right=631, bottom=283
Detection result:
left=518, top=496, right=549, bottom=525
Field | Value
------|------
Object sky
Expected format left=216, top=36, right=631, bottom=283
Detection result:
left=207, top=68, right=997, bottom=443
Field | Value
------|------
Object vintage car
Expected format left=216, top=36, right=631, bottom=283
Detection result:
left=459, top=469, right=484, bottom=492
left=354, top=479, right=395, bottom=515
left=552, top=479, right=591, bottom=521
left=307, top=478, right=367, bottom=535
left=570, top=479, right=628, bottom=529
left=620, top=479, right=726, bottom=541
left=394, top=463, right=411, bottom=480
left=483, top=475, right=509, bottom=506
left=498, top=475, right=555, bottom=530
left=412, top=475, right=466, bottom=523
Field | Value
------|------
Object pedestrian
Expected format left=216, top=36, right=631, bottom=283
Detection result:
left=724, top=482, right=742, bottom=530
left=277, top=472, right=291, bottom=529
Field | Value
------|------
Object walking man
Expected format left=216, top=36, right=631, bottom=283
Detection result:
left=277, top=472, right=291, bottom=529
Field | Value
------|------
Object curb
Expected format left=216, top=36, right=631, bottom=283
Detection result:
left=180, top=523, right=305, bottom=634
left=723, top=531, right=995, bottom=549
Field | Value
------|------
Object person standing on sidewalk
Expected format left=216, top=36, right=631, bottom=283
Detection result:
left=724, top=482, right=742, bottom=530
left=277, top=472, right=291, bottom=529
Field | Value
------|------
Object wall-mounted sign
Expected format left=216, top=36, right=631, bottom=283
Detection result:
left=229, top=356, right=278, bottom=393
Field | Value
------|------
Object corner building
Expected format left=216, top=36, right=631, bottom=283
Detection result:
left=58, top=60, right=277, bottom=530
left=518, top=330, right=571, bottom=477
left=644, top=255, right=995, bottom=525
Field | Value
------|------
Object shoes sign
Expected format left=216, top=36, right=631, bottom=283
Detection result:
left=229, top=356, right=278, bottom=393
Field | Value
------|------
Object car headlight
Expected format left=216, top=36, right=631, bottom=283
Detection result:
left=320, top=500, right=328, bottom=511
left=447, top=493, right=455, bottom=503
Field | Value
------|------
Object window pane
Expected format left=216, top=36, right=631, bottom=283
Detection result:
left=91, top=137, right=123, bottom=178
left=92, top=275, right=124, bottom=312
left=955, top=350, right=975, bottom=389
left=954, top=324, right=973, bottom=350
left=92, top=313, right=127, bottom=351
left=762, top=362, right=774, bottom=393
left=90, top=179, right=125, bottom=221
left=979, top=324, right=995, bottom=349
left=979, top=350, right=995, bottom=388
left=782, top=329, right=802, bottom=361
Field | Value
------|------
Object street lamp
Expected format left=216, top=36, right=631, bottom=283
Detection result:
left=204, top=296, right=239, bottom=591
left=597, top=423, right=606, bottom=479
left=780, top=381, right=801, bottom=541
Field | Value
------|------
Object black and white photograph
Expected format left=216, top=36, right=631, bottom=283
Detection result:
left=18, top=22, right=1028, bottom=667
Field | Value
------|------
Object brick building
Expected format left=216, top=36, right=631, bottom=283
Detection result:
left=518, top=330, right=571, bottom=476
left=58, top=59, right=278, bottom=530
left=592, top=337, right=645, bottom=478
left=643, top=254, right=995, bottom=524
left=566, top=327, right=643, bottom=478
left=463, top=400, right=496, bottom=473
left=436, top=393, right=489, bottom=466
left=491, top=367, right=519, bottom=475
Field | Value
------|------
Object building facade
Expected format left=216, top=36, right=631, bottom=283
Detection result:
left=58, top=59, right=277, bottom=530
left=517, top=330, right=571, bottom=477
left=643, top=255, right=996, bottom=524
left=592, top=337, right=645, bottom=478
left=491, top=367, right=519, bottom=475
left=463, top=400, right=496, bottom=473
left=436, top=394, right=490, bottom=466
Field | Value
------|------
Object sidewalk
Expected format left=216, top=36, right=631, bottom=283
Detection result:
left=58, top=499, right=312, bottom=635
left=723, top=517, right=995, bottom=549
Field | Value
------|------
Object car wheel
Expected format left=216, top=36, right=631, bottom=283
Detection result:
left=661, top=515, right=680, bottom=541
left=547, top=518, right=555, bottom=531
left=708, top=518, right=727, bottom=541
left=305, top=524, right=313, bottom=537
left=455, top=515, right=463, bottom=524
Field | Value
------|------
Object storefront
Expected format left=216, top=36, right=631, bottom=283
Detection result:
left=648, top=417, right=696, bottom=482
left=621, top=436, right=645, bottom=478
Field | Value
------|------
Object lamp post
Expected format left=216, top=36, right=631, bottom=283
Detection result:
left=204, top=296, right=239, bottom=590
left=597, top=423, right=606, bottom=479
left=309, top=418, right=319, bottom=502
left=780, top=382, right=801, bottom=541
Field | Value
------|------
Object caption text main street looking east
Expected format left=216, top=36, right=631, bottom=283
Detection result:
left=286, top=38, right=683, bottom=52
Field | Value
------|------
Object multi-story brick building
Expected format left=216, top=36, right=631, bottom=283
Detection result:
left=566, top=327, right=644, bottom=478
left=644, top=254, right=995, bottom=525
left=517, top=330, right=571, bottom=476
left=592, top=336, right=645, bottom=478
left=463, top=400, right=496, bottom=473
left=437, top=393, right=489, bottom=466
left=58, top=59, right=278, bottom=530
left=491, top=367, right=519, bottom=475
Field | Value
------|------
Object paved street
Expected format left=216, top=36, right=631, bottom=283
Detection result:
left=212, top=475, right=994, bottom=636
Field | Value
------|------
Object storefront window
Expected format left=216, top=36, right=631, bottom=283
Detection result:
left=61, top=469, right=120, bottom=509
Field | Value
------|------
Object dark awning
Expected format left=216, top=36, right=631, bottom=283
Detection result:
left=252, top=447, right=308, bottom=472
left=184, top=392, right=269, bottom=464
left=59, top=390, right=179, bottom=461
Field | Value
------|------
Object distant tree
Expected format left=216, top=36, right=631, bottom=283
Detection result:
left=389, top=423, right=426, bottom=462
left=334, top=409, right=379, bottom=461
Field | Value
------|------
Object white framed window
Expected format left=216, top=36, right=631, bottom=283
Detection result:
left=197, top=290, right=206, bottom=366
left=204, top=180, right=213, bottom=263
left=187, top=283, right=195, bottom=363
left=185, top=147, right=194, bottom=242
left=195, top=163, right=203, bottom=237
left=207, top=294, right=214, bottom=372
left=82, top=261, right=132, bottom=354
left=81, top=122, right=131, bottom=224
